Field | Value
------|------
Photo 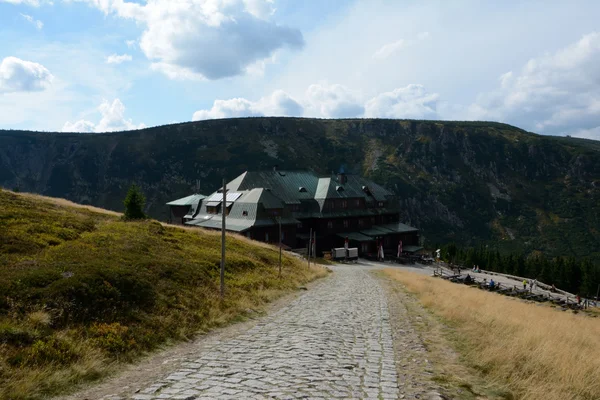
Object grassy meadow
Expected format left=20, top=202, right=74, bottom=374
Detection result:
left=0, top=189, right=327, bottom=399
left=384, top=269, right=600, bottom=400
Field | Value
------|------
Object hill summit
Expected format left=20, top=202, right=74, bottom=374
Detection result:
left=1, top=117, right=599, bottom=261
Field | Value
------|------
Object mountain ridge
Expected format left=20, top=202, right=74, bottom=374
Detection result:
left=2, top=117, right=599, bottom=261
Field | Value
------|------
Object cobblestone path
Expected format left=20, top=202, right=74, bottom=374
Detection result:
left=120, top=266, right=400, bottom=400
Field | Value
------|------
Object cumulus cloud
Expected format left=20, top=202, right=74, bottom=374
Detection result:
left=20, top=13, right=43, bottom=29
left=304, top=83, right=364, bottom=118
left=364, top=84, right=439, bottom=119
left=62, top=98, right=145, bottom=132
left=469, top=32, right=600, bottom=136
left=0, top=56, right=53, bottom=93
left=192, top=83, right=442, bottom=120
left=192, top=90, right=302, bottom=120
left=106, top=53, right=132, bottom=64
left=80, top=0, right=304, bottom=80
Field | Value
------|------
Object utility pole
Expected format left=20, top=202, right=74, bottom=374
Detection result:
left=220, top=178, right=226, bottom=300
left=308, top=228, right=312, bottom=268
left=313, top=231, right=317, bottom=262
left=278, top=216, right=282, bottom=277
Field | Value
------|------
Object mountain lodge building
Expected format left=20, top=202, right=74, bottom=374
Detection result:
left=166, top=170, right=420, bottom=257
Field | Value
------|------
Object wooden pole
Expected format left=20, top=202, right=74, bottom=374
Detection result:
left=278, top=216, right=282, bottom=277
left=308, top=228, right=312, bottom=268
left=313, top=231, right=317, bottom=262
left=220, top=178, right=226, bottom=300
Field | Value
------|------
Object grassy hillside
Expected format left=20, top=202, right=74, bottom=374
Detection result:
left=1, top=117, right=599, bottom=262
left=385, top=269, right=600, bottom=400
left=0, top=189, right=327, bottom=399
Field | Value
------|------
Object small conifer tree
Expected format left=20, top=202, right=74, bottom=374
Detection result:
left=123, top=184, right=146, bottom=220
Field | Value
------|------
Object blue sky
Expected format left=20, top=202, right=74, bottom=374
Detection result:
left=1, top=0, right=599, bottom=140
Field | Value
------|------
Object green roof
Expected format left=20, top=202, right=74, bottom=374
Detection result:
left=166, top=194, right=206, bottom=206
left=336, top=232, right=374, bottom=242
left=360, top=226, right=393, bottom=237
left=379, top=222, right=419, bottom=233
left=226, top=170, right=393, bottom=205
left=403, top=245, right=424, bottom=253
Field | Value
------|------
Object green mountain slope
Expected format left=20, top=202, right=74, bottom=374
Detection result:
left=1, top=118, right=599, bottom=261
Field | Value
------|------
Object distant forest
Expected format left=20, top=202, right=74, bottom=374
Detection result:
left=440, top=244, right=600, bottom=298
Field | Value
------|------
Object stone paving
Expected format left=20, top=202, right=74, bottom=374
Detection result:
left=108, top=266, right=400, bottom=400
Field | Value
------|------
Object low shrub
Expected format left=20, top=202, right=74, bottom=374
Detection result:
left=23, top=338, right=80, bottom=367
left=89, top=322, right=137, bottom=355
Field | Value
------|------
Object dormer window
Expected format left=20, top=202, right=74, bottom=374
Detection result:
left=298, top=186, right=307, bottom=193
left=362, top=185, right=372, bottom=196
left=242, top=210, right=248, bottom=216
left=336, top=185, right=344, bottom=192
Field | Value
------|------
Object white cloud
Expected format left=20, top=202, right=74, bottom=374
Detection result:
left=192, top=89, right=302, bottom=120
left=106, top=53, right=132, bottom=64
left=149, top=62, right=205, bottom=81
left=20, top=13, right=44, bottom=29
left=79, top=0, right=304, bottom=80
left=125, top=39, right=137, bottom=48
left=304, top=83, right=364, bottom=118
left=373, top=40, right=406, bottom=60
left=62, top=98, right=145, bottom=132
left=0, top=56, right=53, bottom=93
left=0, top=0, right=49, bottom=5
left=469, top=32, right=600, bottom=136
left=364, top=84, right=439, bottom=119
left=62, top=119, right=95, bottom=133
left=372, top=32, right=430, bottom=60
left=192, top=83, right=442, bottom=121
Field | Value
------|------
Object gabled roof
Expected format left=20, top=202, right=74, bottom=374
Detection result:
left=166, top=193, right=206, bottom=206
left=186, top=187, right=297, bottom=232
left=226, top=170, right=320, bottom=204
left=226, top=170, right=393, bottom=204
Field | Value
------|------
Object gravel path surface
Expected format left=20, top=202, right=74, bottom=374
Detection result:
left=102, top=265, right=400, bottom=400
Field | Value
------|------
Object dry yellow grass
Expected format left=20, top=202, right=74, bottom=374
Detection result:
left=13, top=190, right=121, bottom=216
left=384, top=268, right=600, bottom=400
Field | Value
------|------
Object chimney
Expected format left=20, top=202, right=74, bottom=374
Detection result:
left=337, top=172, right=347, bottom=184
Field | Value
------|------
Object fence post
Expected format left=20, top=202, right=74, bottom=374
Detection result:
left=220, top=178, right=226, bottom=300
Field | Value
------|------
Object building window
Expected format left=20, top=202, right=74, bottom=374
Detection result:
left=265, top=232, right=269, bottom=242
left=355, top=199, right=361, bottom=207
left=342, top=200, right=348, bottom=208
left=207, top=206, right=219, bottom=214
left=343, top=220, right=349, bottom=228
left=327, top=221, right=333, bottom=229
left=378, top=201, right=384, bottom=207
left=242, top=210, right=248, bottom=216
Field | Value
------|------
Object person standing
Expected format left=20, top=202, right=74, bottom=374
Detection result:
left=344, top=236, right=349, bottom=262
left=523, top=279, right=527, bottom=290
